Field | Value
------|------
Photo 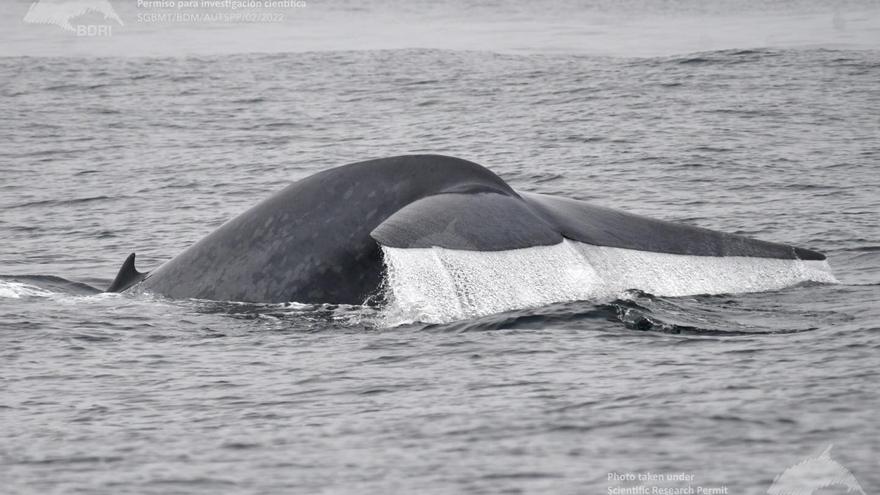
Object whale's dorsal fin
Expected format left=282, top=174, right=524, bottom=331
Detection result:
left=106, top=252, right=146, bottom=292
left=371, top=192, right=562, bottom=251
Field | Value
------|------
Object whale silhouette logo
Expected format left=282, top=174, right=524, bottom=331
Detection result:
left=767, top=445, right=866, bottom=495
left=23, top=0, right=124, bottom=32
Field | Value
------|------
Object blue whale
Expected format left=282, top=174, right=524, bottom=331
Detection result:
left=107, top=155, right=825, bottom=303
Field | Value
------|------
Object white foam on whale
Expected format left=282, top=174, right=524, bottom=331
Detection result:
left=380, top=239, right=837, bottom=324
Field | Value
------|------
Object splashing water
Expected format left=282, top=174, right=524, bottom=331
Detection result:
left=0, top=280, right=54, bottom=299
left=381, top=240, right=601, bottom=324
left=381, top=240, right=837, bottom=324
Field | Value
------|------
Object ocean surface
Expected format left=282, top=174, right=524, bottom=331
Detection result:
left=2, top=1, right=880, bottom=493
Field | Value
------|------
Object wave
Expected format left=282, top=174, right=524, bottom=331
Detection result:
left=123, top=286, right=830, bottom=336
left=184, top=299, right=382, bottom=330
left=5, top=195, right=123, bottom=209
left=416, top=289, right=828, bottom=336
left=670, top=48, right=783, bottom=65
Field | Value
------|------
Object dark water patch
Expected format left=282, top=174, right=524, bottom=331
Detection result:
left=360, top=354, right=412, bottom=365
left=221, top=441, right=261, bottom=450
left=704, top=108, right=774, bottom=117
left=547, top=400, right=602, bottom=413
left=481, top=471, right=563, bottom=480
left=147, top=478, right=239, bottom=487
left=676, top=56, right=712, bottom=64
left=416, top=292, right=816, bottom=336
left=358, top=387, right=393, bottom=395
left=691, top=145, right=733, bottom=152
left=6, top=225, right=40, bottom=232
left=469, top=380, right=552, bottom=392
left=92, top=107, right=122, bottom=115
left=671, top=48, right=779, bottom=65
left=531, top=172, right=564, bottom=183
left=231, top=97, right=266, bottom=104
left=566, top=135, right=605, bottom=142
left=169, top=74, right=204, bottom=83
left=403, top=79, right=441, bottom=86
left=43, top=83, right=111, bottom=92
left=425, top=301, right=617, bottom=332
left=70, top=332, right=117, bottom=342
left=16, top=455, right=124, bottom=465
left=260, top=121, right=303, bottom=129
left=7, top=195, right=120, bottom=209
left=782, top=183, right=840, bottom=190
left=844, top=245, right=880, bottom=252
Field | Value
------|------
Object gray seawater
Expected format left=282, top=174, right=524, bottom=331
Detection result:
left=2, top=35, right=880, bottom=495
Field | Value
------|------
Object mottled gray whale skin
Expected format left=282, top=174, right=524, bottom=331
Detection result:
left=109, top=154, right=825, bottom=304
